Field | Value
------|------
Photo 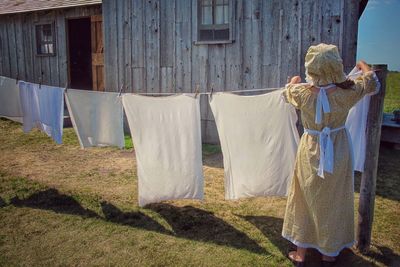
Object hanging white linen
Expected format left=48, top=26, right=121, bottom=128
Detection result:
left=209, top=89, right=300, bottom=199
left=345, top=67, right=380, bottom=172
left=122, top=94, right=204, bottom=207
left=65, top=89, right=125, bottom=149
left=0, top=76, right=23, bottom=122
left=18, top=81, right=64, bottom=144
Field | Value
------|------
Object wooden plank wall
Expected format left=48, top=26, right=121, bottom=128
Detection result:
left=0, top=5, right=102, bottom=87
left=103, top=0, right=360, bottom=143
left=0, top=1, right=360, bottom=143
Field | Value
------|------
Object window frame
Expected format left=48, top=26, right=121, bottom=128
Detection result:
left=35, top=22, right=56, bottom=57
left=194, top=0, right=235, bottom=45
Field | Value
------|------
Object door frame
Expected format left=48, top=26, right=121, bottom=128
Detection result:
left=65, top=15, right=104, bottom=90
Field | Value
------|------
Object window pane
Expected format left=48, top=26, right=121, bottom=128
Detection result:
left=43, top=25, right=52, bottom=36
left=48, top=43, right=54, bottom=54
left=224, top=5, right=229, bottom=24
left=41, top=44, right=47, bottom=54
left=36, top=23, right=55, bottom=55
left=215, top=5, right=224, bottom=24
left=199, top=29, right=213, bottom=41
left=214, top=28, right=229, bottom=40
left=202, top=6, right=212, bottom=25
left=201, top=0, right=212, bottom=6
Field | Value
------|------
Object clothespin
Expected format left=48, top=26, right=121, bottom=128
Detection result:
left=195, top=84, right=200, bottom=98
left=15, top=74, right=19, bottom=84
left=287, top=76, right=291, bottom=84
left=64, top=81, right=68, bottom=92
left=209, top=83, right=214, bottom=100
left=118, top=84, right=124, bottom=97
left=38, top=72, right=44, bottom=89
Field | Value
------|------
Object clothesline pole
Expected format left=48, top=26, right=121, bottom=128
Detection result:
left=356, top=64, right=388, bottom=253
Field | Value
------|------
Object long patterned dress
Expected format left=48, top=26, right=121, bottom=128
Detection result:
left=281, top=71, right=379, bottom=256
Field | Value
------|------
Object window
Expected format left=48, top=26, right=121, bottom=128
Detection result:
left=35, top=23, right=56, bottom=55
left=197, top=0, right=234, bottom=43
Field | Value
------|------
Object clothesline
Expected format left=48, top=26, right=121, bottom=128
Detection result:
left=0, top=68, right=379, bottom=206
left=117, top=69, right=380, bottom=96
left=125, top=87, right=282, bottom=96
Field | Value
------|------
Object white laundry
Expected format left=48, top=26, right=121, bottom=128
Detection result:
left=18, top=81, right=64, bottom=144
left=65, top=89, right=125, bottom=149
left=345, top=67, right=380, bottom=172
left=0, top=76, right=23, bottom=122
left=209, top=89, right=300, bottom=199
left=122, top=94, right=204, bottom=207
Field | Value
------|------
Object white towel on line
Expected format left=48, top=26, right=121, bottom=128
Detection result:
left=0, top=76, right=23, bottom=122
left=209, top=89, right=300, bottom=199
left=65, top=89, right=125, bottom=148
left=122, top=93, right=204, bottom=207
left=345, top=67, right=380, bottom=172
left=18, top=81, right=64, bottom=144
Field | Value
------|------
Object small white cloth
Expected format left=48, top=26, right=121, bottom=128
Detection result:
left=0, top=76, right=23, bottom=122
left=65, top=89, right=125, bottom=148
left=18, top=81, right=65, bottom=144
left=209, top=89, right=300, bottom=199
left=345, top=67, right=380, bottom=172
left=122, top=94, right=204, bottom=207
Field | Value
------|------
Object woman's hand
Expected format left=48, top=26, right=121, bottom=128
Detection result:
left=289, top=76, right=302, bottom=84
left=356, top=60, right=371, bottom=73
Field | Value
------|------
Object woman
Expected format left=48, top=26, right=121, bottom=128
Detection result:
left=281, top=43, right=379, bottom=266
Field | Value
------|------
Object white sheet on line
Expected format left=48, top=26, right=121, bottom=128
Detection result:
left=18, top=81, right=64, bottom=144
left=209, top=89, right=300, bottom=199
left=65, top=89, right=125, bottom=149
left=345, top=67, right=380, bottom=172
left=0, top=76, right=23, bottom=122
left=122, top=93, right=204, bottom=207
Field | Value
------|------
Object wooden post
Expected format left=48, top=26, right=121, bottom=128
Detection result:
left=356, top=64, right=388, bottom=253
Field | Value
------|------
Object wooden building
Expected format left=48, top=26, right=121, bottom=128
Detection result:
left=0, top=0, right=368, bottom=143
left=0, top=0, right=103, bottom=90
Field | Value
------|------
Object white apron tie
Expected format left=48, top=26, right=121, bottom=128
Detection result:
left=304, top=125, right=346, bottom=178
left=315, top=84, right=336, bottom=124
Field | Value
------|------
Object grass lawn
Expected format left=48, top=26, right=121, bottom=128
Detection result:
left=0, top=118, right=399, bottom=266
left=384, top=71, right=400, bottom=113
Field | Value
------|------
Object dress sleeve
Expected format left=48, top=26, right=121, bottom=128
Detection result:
left=346, top=71, right=380, bottom=107
left=282, top=84, right=307, bottom=110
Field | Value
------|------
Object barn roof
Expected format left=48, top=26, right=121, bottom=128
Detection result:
left=0, top=0, right=102, bottom=15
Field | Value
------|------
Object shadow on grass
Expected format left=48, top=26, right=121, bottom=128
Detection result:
left=100, top=201, right=170, bottom=234
left=0, top=196, right=6, bottom=207
left=146, top=203, right=266, bottom=255
left=10, top=189, right=169, bottom=235
left=11, top=189, right=100, bottom=218
left=9, top=188, right=265, bottom=254
left=241, top=215, right=382, bottom=267
left=202, top=152, right=224, bottom=169
left=368, top=245, right=400, bottom=267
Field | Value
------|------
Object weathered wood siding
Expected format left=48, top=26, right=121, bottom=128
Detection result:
left=103, top=0, right=360, bottom=143
left=0, top=5, right=102, bottom=87
left=0, top=1, right=361, bottom=143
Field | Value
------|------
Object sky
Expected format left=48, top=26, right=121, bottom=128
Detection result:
left=357, top=0, right=400, bottom=71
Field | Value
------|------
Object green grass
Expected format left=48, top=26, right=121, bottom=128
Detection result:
left=123, top=136, right=221, bottom=155
left=0, top=119, right=399, bottom=266
left=124, top=134, right=133, bottom=149
left=384, top=71, right=400, bottom=113
left=202, top=144, right=222, bottom=156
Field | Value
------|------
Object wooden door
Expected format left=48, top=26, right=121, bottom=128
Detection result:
left=91, top=15, right=104, bottom=91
